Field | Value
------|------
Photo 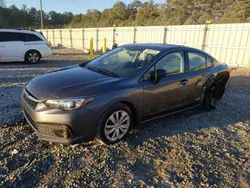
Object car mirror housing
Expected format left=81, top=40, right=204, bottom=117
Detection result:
left=156, top=69, right=166, bottom=79
left=148, top=69, right=166, bottom=84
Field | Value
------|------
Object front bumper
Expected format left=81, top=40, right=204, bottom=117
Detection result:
left=21, top=93, right=100, bottom=145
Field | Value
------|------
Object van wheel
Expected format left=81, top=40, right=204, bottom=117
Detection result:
left=97, top=103, right=132, bottom=145
left=25, top=50, right=41, bottom=63
left=203, top=86, right=217, bottom=110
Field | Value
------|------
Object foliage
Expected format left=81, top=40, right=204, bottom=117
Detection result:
left=0, top=0, right=6, bottom=8
left=0, top=0, right=249, bottom=29
left=0, top=4, right=74, bottom=29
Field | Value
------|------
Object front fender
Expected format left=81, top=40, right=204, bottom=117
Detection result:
left=84, top=87, right=144, bottom=123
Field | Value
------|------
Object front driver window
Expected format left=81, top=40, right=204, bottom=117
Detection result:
left=155, top=52, right=185, bottom=76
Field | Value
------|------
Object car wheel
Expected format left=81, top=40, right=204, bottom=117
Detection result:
left=97, top=103, right=132, bottom=144
left=25, top=50, right=41, bottom=63
left=203, top=86, right=217, bottom=110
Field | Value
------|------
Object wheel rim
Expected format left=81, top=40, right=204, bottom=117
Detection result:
left=28, top=52, right=39, bottom=63
left=104, top=110, right=130, bottom=142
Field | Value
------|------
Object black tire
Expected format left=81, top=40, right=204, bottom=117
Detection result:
left=25, top=50, right=41, bottom=64
left=217, top=87, right=225, bottom=99
left=202, top=86, right=217, bottom=110
left=97, top=103, right=133, bottom=145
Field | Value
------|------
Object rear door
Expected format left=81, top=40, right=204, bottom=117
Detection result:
left=184, top=50, right=214, bottom=103
left=22, top=33, right=48, bottom=57
left=0, top=32, right=24, bottom=62
left=143, top=51, right=192, bottom=118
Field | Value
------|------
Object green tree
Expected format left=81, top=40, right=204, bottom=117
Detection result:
left=0, top=0, right=249, bottom=29
left=112, top=1, right=129, bottom=20
left=0, top=0, right=6, bottom=8
left=220, top=0, right=250, bottom=23
left=136, top=1, right=159, bottom=25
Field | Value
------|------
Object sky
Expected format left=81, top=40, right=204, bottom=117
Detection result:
left=5, top=0, right=165, bottom=14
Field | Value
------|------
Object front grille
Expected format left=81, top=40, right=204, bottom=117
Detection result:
left=23, top=89, right=39, bottom=108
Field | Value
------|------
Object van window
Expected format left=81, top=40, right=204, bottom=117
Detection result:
left=0, top=32, right=22, bottom=42
left=23, top=34, right=42, bottom=42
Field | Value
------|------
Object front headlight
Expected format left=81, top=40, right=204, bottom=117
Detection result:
left=45, top=98, right=94, bottom=110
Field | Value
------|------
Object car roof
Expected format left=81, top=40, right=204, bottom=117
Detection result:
left=121, top=43, right=202, bottom=52
left=0, top=29, right=40, bottom=35
left=121, top=43, right=179, bottom=51
left=121, top=43, right=215, bottom=58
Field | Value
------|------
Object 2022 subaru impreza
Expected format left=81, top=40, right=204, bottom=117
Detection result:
left=21, top=44, right=230, bottom=144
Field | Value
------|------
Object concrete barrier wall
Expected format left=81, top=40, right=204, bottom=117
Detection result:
left=41, top=23, right=250, bottom=67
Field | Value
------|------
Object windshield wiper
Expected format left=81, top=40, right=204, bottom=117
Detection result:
left=96, top=68, right=120, bottom=78
left=86, top=65, right=119, bottom=78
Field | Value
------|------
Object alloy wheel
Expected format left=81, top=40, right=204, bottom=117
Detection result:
left=104, top=110, right=130, bottom=142
left=28, top=52, right=39, bottom=63
left=210, top=89, right=217, bottom=107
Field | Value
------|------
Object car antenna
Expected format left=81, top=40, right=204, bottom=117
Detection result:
left=183, top=41, right=187, bottom=46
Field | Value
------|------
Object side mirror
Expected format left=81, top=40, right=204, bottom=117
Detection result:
left=147, top=69, right=166, bottom=84
left=112, top=43, right=118, bottom=50
left=156, top=69, right=167, bottom=79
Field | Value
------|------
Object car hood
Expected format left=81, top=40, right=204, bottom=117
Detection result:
left=26, top=66, right=120, bottom=100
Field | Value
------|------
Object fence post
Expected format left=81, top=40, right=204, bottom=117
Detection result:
left=96, top=28, right=99, bottom=51
left=103, top=38, right=107, bottom=53
left=82, top=29, right=85, bottom=49
left=70, top=29, right=73, bottom=48
left=201, top=25, right=208, bottom=51
left=113, top=26, right=116, bottom=44
left=46, top=28, right=48, bottom=40
left=90, top=38, right=94, bottom=60
left=52, top=29, right=55, bottom=46
left=133, top=27, right=137, bottom=44
left=60, top=29, right=62, bottom=45
left=163, top=27, right=167, bottom=44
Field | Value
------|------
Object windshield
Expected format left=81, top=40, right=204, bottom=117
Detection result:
left=87, top=47, right=160, bottom=78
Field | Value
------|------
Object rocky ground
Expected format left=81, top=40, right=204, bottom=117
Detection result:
left=0, top=49, right=249, bottom=187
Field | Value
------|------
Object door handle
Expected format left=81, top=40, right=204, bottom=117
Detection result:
left=180, top=79, right=189, bottom=86
left=0, top=46, right=5, bottom=48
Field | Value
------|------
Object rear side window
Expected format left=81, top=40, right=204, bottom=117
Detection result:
left=23, top=34, right=42, bottom=42
left=207, top=56, right=214, bottom=67
left=0, top=32, right=22, bottom=42
left=188, top=52, right=206, bottom=71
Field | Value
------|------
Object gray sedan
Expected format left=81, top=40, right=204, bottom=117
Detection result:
left=21, top=44, right=230, bottom=144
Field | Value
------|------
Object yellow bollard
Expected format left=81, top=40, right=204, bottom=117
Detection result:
left=90, top=37, right=94, bottom=60
left=103, top=38, right=107, bottom=54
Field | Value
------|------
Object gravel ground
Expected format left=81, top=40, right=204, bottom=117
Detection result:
left=0, top=50, right=249, bottom=187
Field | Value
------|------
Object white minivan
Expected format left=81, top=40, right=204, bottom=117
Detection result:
left=0, top=29, right=52, bottom=63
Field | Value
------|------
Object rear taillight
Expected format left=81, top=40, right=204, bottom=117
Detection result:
left=227, top=66, right=232, bottom=75
left=46, top=43, right=51, bottom=47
